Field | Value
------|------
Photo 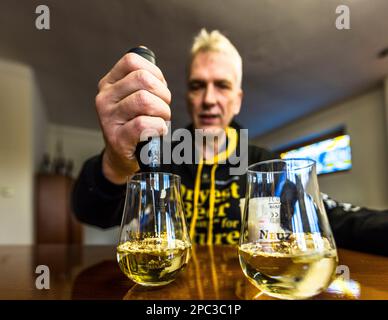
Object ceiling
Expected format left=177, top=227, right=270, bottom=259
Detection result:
left=1, top=0, right=388, bottom=138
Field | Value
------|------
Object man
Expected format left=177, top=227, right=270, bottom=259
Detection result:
left=72, top=29, right=388, bottom=255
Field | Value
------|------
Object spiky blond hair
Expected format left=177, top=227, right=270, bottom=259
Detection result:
left=190, top=29, right=243, bottom=87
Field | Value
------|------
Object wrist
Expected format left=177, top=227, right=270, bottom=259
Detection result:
left=102, top=151, right=138, bottom=185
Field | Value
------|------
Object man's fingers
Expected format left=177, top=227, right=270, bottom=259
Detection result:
left=114, top=90, right=171, bottom=122
left=100, top=53, right=167, bottom=88
left=104, top=69, right=171, bottom=105
left=116, top=116, right=168, bottom=150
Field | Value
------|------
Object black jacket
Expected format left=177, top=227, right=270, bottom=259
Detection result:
left=72, top=124, right=388, bottom=255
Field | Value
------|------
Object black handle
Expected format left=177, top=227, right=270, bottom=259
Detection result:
left=128, top=46, right=156, bottom=65
left=128, top=46, right=161, bottom=172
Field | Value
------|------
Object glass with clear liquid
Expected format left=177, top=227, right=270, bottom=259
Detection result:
left=239, top=159, right=338, bottom=299
left=117, top=172, right=191, bottom=286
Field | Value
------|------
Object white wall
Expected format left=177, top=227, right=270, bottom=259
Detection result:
left=385, top=77, right=388, bottom=160
left=47, top=124, right=120, bottom=244
left=47, top=124, right=104, bottom=177
left=32, top=78, right=48, bottom=172
left=0, top=59, right=47, bottom=244
left=252, top=87, right=388, bottom=210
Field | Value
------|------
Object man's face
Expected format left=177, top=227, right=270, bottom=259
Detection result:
left=187, top=51, right=243, bottom=132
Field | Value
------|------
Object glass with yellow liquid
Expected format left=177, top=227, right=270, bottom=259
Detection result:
left=239, top=159, right=338, bottom=299
left=117, top=172, right=191, bottom=286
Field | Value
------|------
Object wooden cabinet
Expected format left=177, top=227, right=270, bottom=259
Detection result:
left=35, top=174, right=83, bottom=244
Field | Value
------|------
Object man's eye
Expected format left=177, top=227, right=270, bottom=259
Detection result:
left=188, top=81, right=204, bottom=91
left=216, top=82, right=231, bottom=90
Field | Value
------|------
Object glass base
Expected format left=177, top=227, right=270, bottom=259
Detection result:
left=131, top=278, right=177, bottom=287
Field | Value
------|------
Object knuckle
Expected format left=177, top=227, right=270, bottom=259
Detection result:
left=159, top=103, right=171, bottom=121
left=124, top=53, right=138, bottom=70
left=95, top=92, right=106, bottom=110
left=133, top=117, right=146, bottom=134
left=166, top=88, right=172, bottom=104
left=135, top=70, right=155, bottom=90
left=135, top=89, right=151, bottom=107
left=97, top=78, right=105, bottom=90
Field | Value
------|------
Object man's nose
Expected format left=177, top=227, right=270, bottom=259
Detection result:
left=203, top=84, right=217, bottom=107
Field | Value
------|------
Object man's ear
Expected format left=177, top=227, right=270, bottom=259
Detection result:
left=234, top=89, right=243, bottom=115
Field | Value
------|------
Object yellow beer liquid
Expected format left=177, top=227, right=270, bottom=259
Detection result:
left=117, top=238, right=191, bottom=286
left=239, top=236, right=338, bottom=299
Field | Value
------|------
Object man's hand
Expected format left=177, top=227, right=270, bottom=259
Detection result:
left=96, top=52, right=171, bottom=184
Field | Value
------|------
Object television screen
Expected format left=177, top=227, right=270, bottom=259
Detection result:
left=280, top=135, right=352, bottom=175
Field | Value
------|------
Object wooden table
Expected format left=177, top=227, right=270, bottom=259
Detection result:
left=0, top=245, right=387, bottom=300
